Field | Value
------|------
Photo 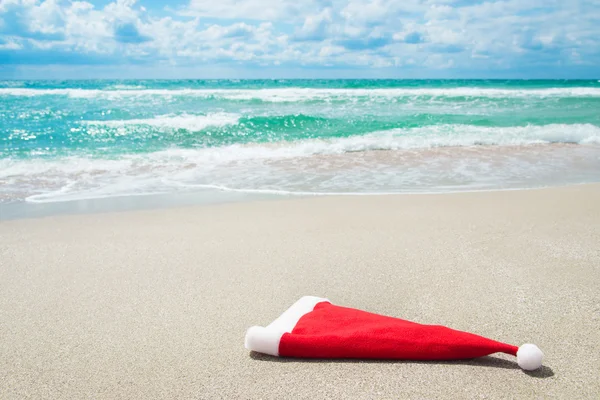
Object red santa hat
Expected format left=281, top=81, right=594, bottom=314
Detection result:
left=245, top=296, right=543, bottom=371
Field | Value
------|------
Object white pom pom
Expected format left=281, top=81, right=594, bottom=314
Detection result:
left=517, top=343, right=544, bottom=370
left=244, top=326, right=283, bottom=356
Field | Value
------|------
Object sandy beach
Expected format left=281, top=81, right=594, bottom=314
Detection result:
left=1, top=184, right=599, bottom=399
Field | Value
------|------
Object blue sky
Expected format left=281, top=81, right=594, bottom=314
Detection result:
left=1, top=0, right=599, bottom=79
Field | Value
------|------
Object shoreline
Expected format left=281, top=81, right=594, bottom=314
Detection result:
left=2, top=181, right=598, bottom=221
left=1, top=183, right=599, bottom=398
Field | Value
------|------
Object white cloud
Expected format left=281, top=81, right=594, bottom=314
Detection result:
left=0, top=37, right=22, bottom=50
left=0, top=0, right=599, bottom=73
left=319, top=45, right=344, bottom=57
left=340, top=0, right=388, bottom=25
left=296, top=8, right=332, bottom=41
left=184, top=0, right=315, bottom=21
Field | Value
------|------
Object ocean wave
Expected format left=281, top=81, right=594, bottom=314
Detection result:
left=2, top=123, right=599, bottom=204
left=2, top=124, right=598, bottom=179
left=2, top=87, right=600, bottom=100
left=155, top=123, right=600, bottom=160
left=85, top=113, right=240, bottom=131
left=104, top=84, right=147, bottom=90
left=176, top=123, right=600, bottom=160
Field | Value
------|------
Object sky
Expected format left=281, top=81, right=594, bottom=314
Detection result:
left=0, top=0, right=599, bottom=79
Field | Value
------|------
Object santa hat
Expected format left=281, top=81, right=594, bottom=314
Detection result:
left=245, top=296, right=543, bottom=371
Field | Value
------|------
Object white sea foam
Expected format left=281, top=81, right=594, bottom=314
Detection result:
left=143, top=123, right=600, bottom=161
left=85, top=113, right=239, bottom=131
left=2, top=123, right=599, bottom=204
left=2, top=124, right=599, bottom=177
left=105, top=84, right=147, bottom=90
left=2, top=87, right=600, bottom=100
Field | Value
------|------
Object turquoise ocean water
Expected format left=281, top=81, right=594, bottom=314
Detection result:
left=1, top=79, right=600, bottom=206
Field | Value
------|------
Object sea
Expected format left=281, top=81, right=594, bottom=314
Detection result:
left=1, top=79, right=600, bottom=217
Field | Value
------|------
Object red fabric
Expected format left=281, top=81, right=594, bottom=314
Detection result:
left=278, top=302, right=518, bottom=360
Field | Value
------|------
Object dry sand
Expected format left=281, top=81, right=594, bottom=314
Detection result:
left=1, top=185, right=599, bottom=399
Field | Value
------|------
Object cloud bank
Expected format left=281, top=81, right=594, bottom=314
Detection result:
left=1, top=0, right=599, bottom=78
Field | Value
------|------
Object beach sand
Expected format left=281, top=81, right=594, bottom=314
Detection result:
left=1, top=185, right=599, bottom=399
